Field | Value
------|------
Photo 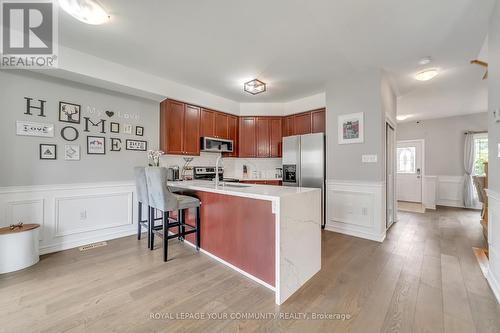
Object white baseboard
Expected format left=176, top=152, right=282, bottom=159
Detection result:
left=487, top=190, right=500, bottom=304
left=0, top=181, right=137, bottom=255
left=326, top=180, right=386, bottom=243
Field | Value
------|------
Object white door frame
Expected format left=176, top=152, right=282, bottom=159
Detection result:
left=385, top=116, right=397, bottom=228
left=396, top=139, right=425, bottom=204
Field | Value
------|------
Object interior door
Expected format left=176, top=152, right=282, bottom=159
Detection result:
left=397, top=140, right=423, bottom=203
left=386, top=124, right=396, bottom=229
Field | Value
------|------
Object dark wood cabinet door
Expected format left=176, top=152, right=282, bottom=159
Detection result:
left=200, top=108, right=216, bottom=138
left=215, top=112, right=229, bottom=139
left=164, top=100, right=185, bottom=154
left=256, top=117, right=270, bottom=158
left=311, top=109, right=326, bottom=134
left=283, top=115, right=295, bottom=137
left=294, top=112, right=312, bottom=135
left=270, top=117, right=282, bottom=157
left=239, top=117, right=256, bottom=157
left=224, top=115, right=238, bottom=157
left=183, top=104, right=201, bottom=155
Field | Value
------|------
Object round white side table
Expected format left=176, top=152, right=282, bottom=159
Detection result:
left=0, top=224, right=40, bottom=274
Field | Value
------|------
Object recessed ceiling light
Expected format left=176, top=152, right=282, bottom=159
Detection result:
left=244, top=79, right=266, bottom=95
left=415, top=69, right=439, bottom=81
left=59, top=0, right=110, bottom=25
left=418, top=56, right=432, bottom=65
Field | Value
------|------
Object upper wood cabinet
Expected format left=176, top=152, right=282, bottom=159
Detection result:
left=256, top=118, right=270, bottom=158
left=239, top=117, right=257, bottom=157
left=200, top=108, right=216, bottom=138
left=160, top=100, right=200, bottom=156
left=294, top=112, right=312, bottom=135
left=215, top=112, right=229, bottom=139
left=311, top=109, right=326, bottom=134
left=283, top=115, right=294, bottom=137
left=224, top=115, right=239, bottom=157
left=269, top=117, right=282, bottom=157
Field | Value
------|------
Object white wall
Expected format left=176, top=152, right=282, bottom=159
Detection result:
left=487, top=0, right=500, bottom=304
left=239, top=92, right=326, bottom=117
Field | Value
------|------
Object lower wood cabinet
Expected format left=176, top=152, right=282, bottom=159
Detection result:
left=240, top=180, right=282, bottom=186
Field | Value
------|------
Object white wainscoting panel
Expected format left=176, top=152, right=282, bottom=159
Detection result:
left=423, top=176, right=437, bottom=210
left=437, top=176, right=465, bottom=208
left=326, top=180, right=385, bottom=242
left=0, top=182, right=137, bottom=255
left=487, top=190, right=500, bottom=303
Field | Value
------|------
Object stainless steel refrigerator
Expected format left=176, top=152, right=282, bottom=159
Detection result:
left=282, top=132, right=326, bottom=228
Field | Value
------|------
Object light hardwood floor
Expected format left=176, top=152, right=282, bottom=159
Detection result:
left=1, top=207, right=499, bottom=332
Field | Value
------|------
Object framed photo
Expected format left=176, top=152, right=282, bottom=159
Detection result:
left=135, top=126, right=144, bottom=136
left=122, top=124, right=133, bottom=134
left=59, top=102, right=81, bottom=124
left=126, top=139, right=147, bottom=151
left=338, top=112, right=364, bottom=144
left=110, top=122, right=120, bottom=133
left=64, top=144, right=80, bottom=161
left=87, top=136, right=106, bottom=155
left=40, top=144, right=57, bottom=160
left=16, top=121, right=54, bottom=137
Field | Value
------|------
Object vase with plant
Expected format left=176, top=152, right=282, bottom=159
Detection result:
left=147, top=150, right=164, bottom=167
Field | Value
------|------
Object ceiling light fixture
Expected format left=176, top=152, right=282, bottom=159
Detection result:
left=418, top=56, right=432, bottom=65
left=59, top=0, right=110, bottom=25
left=415, top=69, right=439, bottom=81
left=396, top=115, right=411, bottom=121
left=244, top=79, right=266, bottom=95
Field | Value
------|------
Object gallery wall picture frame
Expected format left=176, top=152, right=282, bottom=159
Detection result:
left=126, top=139, right=147, bottom=151
left=16, top=121, right=54, bottom=137
left=110, top=122, right=120, bottom=133
left=338, top=112, right=364, bottom=144
left=59, top=102, right=81, bottom=124
left=87, top=136, right=106, bottom=155
left=122, top=124, right=133, bottom=134
left=135, top=126, right=144, bottom=136
left=64, top=144, right=80, bottom=161
left=40, top=144, right=57, bottom=160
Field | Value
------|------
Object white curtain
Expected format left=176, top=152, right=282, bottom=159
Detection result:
left=464, top=133, right=475, bottom=208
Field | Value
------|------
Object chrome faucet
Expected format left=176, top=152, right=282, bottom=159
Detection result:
left=215, top=155, right=224, bottom=187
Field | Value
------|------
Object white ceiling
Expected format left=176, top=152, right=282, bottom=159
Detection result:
left=58, top=0, right=494, bottom=118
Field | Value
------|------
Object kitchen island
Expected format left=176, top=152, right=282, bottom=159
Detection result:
left=168, top=180, right=321, bottom=305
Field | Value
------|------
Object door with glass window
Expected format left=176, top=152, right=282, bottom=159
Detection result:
left=397, top=140, right=423, bottom=203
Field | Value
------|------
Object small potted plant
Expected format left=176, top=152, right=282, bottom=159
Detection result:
left=147, top=150, right=164, bottom=167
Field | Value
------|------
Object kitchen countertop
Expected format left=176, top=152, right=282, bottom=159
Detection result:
left=168, top=180, right=318, bottom=201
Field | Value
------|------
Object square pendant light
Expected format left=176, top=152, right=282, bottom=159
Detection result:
left=244, top=79, right=266, bottom=95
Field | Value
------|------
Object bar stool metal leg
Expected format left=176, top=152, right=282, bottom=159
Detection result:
left=163, top=211, right=169, bottom=262
left=149, top=206, right=155, bottom=250
left=195, top=206, right=200, bottom=251
left=137, top=202, right=142, bottom=240
left=147, top=204, right=151, bottom=249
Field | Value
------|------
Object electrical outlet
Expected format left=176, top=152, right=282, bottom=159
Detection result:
left=80, top=210, right=87, bottom=220
left=362, top=154, right=378, bottom=163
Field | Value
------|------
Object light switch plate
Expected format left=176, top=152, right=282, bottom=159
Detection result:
left=362, top=154, right=378, bottom=163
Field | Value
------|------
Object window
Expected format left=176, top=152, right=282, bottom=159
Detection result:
left=473, top=133, right=488, bottom=176
left=397, top=147, right=416, bottom=174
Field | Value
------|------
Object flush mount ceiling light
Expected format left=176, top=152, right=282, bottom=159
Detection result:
left=244, top=79, right=266, bottom=95
left=59, top=0, right=110, bottom=25
left=396, top=115, right=411, bottom=121
left=415, top=69, right=439, bottom=81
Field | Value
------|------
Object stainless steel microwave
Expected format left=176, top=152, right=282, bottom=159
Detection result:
left=200, top=137, right=234, bottom=153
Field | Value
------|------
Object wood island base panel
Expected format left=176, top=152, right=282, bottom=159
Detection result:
left=169, top=180, right=322, bottom=305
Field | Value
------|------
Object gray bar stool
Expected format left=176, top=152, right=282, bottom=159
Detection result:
left=145, top=167, right=201, bottom=262
left=134, top=167, right=152, bottom=248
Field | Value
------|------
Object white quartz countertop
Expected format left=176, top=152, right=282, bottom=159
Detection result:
left=168, top=180, right=319, bottom=201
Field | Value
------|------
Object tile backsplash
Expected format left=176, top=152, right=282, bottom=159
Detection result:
left=159, top=153, right=282, bottom=180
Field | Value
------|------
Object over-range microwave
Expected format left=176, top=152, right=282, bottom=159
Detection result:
left=200, top=137, right=234, bottom=153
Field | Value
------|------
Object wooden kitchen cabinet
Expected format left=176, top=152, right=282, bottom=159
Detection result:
left=224, top=115, right=239, bottom=157
left=256, top=117, right=270, bottom=158
left=269, top=117, right=282, bottom=157
left=200, top=108, right=216, bottom=138
left=215, top=112, right=229, bottom=139
left=239, top=117, right=257, bottom=157
left=283, top=115, right=295, bottom=137
left=294, top=112, right=312, bottom=135
left=160, top=100, right=200, bottom=155
left=240, top=180, right=282, bottom=186
left=311, top=108, right=326, bottom=133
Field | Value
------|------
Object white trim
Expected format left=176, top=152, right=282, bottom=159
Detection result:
left=183, top=240, right=275, bottom=291
left=487, top=249, right=500, bottom=304
left=397, top=139, right=425, bottom=204
left=487, top=190, right=500, bottom=304
left=0, top=181, right=134, bottom=194
left=324, top=224, right=386, bottom=242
